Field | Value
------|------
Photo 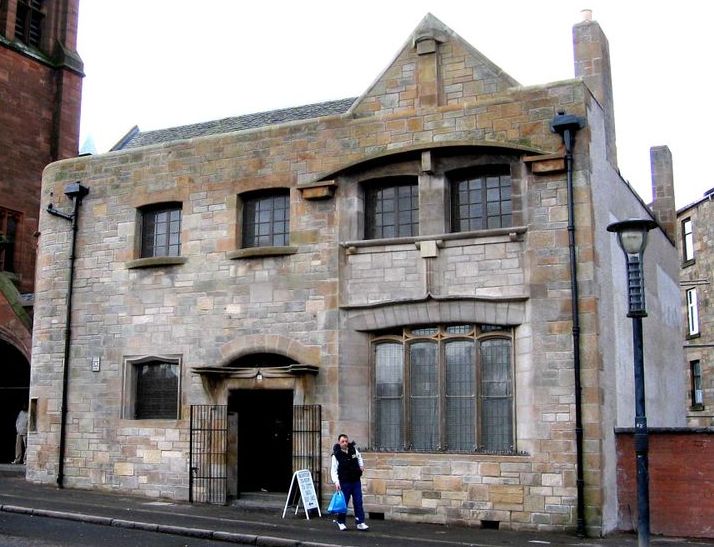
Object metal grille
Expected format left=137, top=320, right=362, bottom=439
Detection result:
left=292, top=404, right=322, bottom=507
left=189, top=405, right=228, bottom=504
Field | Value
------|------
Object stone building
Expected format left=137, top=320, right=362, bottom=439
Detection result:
left=0, top=0, right=82, bottom=463
left=29, top=13, right=685, bottom=536
left=677, top=186, right=714, bottom=427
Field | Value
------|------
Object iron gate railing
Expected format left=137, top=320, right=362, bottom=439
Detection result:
left=189, top=404, right=228, bottom=504
left=292, top=404, right=322, bottom=507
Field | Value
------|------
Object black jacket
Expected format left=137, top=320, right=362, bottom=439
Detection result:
left=332, top=442, right=363, bottom=483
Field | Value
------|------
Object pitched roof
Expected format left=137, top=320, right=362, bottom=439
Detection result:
left=113, top=97, right=357, bottom=150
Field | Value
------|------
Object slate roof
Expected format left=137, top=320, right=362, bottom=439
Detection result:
left=113, top=97, right=357, bottom=151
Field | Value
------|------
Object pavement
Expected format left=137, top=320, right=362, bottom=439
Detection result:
left=0, top=464, right=711, bottom=547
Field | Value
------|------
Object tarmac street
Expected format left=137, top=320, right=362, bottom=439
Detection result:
left=1, top=467, right=712, bottom=546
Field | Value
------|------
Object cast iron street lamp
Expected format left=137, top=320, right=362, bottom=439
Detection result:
left=607, top=218, right=658, bottom=547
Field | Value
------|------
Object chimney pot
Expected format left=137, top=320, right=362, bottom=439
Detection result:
left=581, top=9, right=593, bottom=22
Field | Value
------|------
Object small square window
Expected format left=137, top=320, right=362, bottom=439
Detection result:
left=242, top=190, right=290, bottom=248
left=451, top=168, right=511, bottom=232
left=124, top=356, right=180, bottom=420
left=140, top=204, right=182, bottom=258
left=365, top=178, right=418, bottom=239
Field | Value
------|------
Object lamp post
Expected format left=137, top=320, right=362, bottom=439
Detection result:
left=607, top=218, right=658, bottom=547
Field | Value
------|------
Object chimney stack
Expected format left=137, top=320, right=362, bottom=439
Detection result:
left=573, top=12, right=617, bottom=166
left=650, top=146, right=677, bottom=242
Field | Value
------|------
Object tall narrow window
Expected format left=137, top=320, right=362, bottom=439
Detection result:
left=409, top=341, right=438, bottom=450
left=480, top=339, right=513, bottom=451
left=374, top=343, right=404, bottom=450
left=0, top=207, right=21, bottom=273
left=451, top=169, right=511, bottom=232
left=686, top=288, right=700, bottom=336
left=242, top=190, right=290, bottom=247
left=445, top=340, right=475, bottom=451
left=690, top=360, right=704, bottom=409
left=140, top=204, right=182, bottom=258
left=365, top=178, right=418, bottom=239
left=15, top=0, right=45, bottom=48
left=682, top=218, right=694, bottom=263
left=372, top=325, right=514, bottom=453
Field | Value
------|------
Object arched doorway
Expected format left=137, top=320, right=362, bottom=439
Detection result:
left=229, top=388, right=293, bottom=493
left=0, top=341, right=29, bottom=463
left=227, top=353, right=296, bottom=494
left=191, top=349, right=322, bottom=504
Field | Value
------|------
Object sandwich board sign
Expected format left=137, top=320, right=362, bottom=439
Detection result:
left=282, top=469, right=321, bottom=519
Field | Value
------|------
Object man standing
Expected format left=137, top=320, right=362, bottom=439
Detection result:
left=12, top=406, right=28, bottom=464
left=330, top=433, right=369, bottom=531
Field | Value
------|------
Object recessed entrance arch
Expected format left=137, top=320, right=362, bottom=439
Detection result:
left=229, top=389, right=293, bottom=493
left=0, top=340, right=30, bottom=463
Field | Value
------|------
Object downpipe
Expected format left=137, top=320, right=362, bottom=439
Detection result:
left=46, top=182, right=89, bottom=489
left=550, top=112, right=586, bottom=537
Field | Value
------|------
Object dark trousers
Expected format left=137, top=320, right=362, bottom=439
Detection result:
left=337, top=480, right=365, bottom=524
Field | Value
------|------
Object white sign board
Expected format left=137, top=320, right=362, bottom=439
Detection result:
left=282, top=469, right=321, bottom=519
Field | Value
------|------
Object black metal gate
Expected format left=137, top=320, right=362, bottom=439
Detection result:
left=189, top=404, right=228, bottom=504
left=292, top=404, right=322, bottom=506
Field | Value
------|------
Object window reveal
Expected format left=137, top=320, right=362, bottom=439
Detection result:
left=365, top=179, right=419, bottom=239
left=124, top=357, right=181, bottom=420
left=0, top=207, right=20, bottom=272
left=686, top=288, right=699, bottom=336
left=372, top=325, right=514, bottom=453
left=451, top=170, right=512, bottom=232
left=690, top=360, right=703, bottom=409
left=682, top=218, right=694, bottom=263
left=242, top=190, right=290, bottom=247
left=140, top=204, right=182, bottom=258
left=15, top=0, right=45, bottom=48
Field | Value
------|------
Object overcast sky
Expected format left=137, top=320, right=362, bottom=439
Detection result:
left=77, top=1, right=713, bottom=209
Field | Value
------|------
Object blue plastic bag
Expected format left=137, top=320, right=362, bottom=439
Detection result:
left=327, top=490, right=347, bottom=514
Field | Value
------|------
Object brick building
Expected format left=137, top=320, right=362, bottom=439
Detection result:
left=29, top=13, right=686, bottom=536
left=0, top=0, right=82, bottom=463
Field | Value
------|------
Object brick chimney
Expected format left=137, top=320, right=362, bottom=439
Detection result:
left=573, top=10, right=617, bottom=166
left=650, top=146, right=677, bottom=242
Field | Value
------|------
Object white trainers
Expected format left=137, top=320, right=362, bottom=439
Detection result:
left=356, top=522, right=369, bottom=530
left=337, top=522, right=347, bottom=531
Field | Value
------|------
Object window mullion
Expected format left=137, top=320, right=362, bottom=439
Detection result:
left=404, top=340, right=411, bottom=450
left=475, top=339, right=482, bottom=449
left=439, top=340, right=446, bottom=451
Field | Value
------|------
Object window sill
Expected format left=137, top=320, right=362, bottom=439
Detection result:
left=690, top=404, right=705, bottom=411
left=342, top=226, right=527, bottom=252
left=681, top=259, right=695, bottom=268
left=126, top=256, right=188, bottom=269
left=686, top=332, right=702, bottom=341
left=227, top=246, right=298, bottom=259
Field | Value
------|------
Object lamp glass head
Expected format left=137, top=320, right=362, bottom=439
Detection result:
left=618, top=230, right=645, bottom=255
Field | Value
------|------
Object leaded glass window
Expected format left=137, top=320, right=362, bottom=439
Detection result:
left=451, top=169, right=512, bottom=232
left=365, top=178, right=419, bottom=239
left=140, top=204, right=182, bottom=258
left=242, top=190, right=290, bottom=247
left=372, top=325, right=514, bottom=453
